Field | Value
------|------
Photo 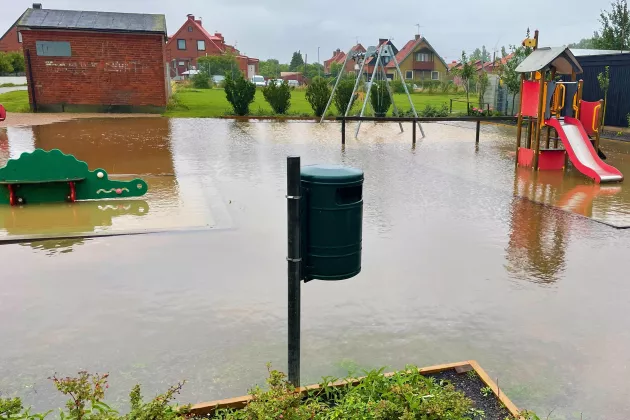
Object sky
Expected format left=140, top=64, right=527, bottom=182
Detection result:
left=2, top=0, right=606, bottom=64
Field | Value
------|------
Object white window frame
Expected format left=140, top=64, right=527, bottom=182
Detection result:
left=415, top=52, right=430, bottom=62
left=431, top=71, right=439, bottom=80
left=197, top=40, right=206, bottom=51
left=405, top=70, right=413, bottom=80
left=177, top=39, right=186, bottom=50
left=17, top=31, right=22, bottom=43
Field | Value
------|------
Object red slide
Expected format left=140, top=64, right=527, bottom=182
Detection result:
left=545, top=117, right=623, bottom=183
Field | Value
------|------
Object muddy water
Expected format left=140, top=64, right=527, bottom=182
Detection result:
left=1, top=119, right=630, bottom=419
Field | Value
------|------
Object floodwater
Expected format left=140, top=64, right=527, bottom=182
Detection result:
left=1, top=118, right=630, bottom=419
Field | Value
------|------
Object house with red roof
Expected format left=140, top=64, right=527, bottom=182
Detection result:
left=323, top=44, right=366, bottom=75
left=165, top=14, right=258, bottom=79
left=384, top=35, right=448, bottom=82
left=364, top=39, right=399, bottom=79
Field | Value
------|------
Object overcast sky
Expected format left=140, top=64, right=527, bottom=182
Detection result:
left=3, top=0, right=605, bottom=63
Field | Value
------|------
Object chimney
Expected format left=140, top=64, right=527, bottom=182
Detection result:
left=379, top=38, right=387, bottom=45
left=195, top=18, right=202, bottom=26
left=187, top=14, right=195, bottom=20
left=33, top=3, right=42, bottom=8
left=415, top=34, right=420, bottom=40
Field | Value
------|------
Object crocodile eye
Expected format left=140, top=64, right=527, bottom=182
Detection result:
left=97, top=172, right=104, bottom=179
left=137, top=184, right=143, bottom=189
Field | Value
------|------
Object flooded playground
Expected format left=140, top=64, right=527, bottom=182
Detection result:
left=1, top=118, right=630, bottom=419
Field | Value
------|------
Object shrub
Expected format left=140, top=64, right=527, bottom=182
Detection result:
left=370, top=81, right=392, bottom=116
left=262, top=80, right=291, bottom=114
left=305, top=76, right=331, bottom=117
left=333, top=78, right=357, bottom=115
left=627, top=113, right=630, bottom=128
left=419, top=103, right=449, bottom=117
left=191, top=73, right=210, bottom=89
left=390, top=80, right=414, bottom=94
left=440, top=80, right=453, bottom=93
left=224, top=73, right=256, bottom=116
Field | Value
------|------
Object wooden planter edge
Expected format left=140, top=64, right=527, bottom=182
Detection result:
left=187, top=360, right=520, bottom=417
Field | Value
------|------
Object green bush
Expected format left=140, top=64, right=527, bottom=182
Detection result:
left=390, top=80, right=414, bottom=94
left=224, top=73, right=256, bottom=116
left=333, top=78, right=357, bottom=115
left=191, top=73, right=210, bottom=89
left=419, top=103, right=449, bottom=117
left=627, top=113, right=630, bottom=128
left=370, top=81, right=392, bottom=116
left=262, top=80, right=291, bottom=114
left=305, top=76, right=331, bottom=117
left=440, top=80, right=454, bottom=93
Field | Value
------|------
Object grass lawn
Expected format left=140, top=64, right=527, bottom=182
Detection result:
left=0, top=90, right=30, bottom=112
left=165, top=88, right=471, bottom=118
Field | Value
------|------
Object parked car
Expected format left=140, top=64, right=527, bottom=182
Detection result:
left=287, top=80, right=300, bottom=87
left=267, top=79, right=285, bottom=86
left=251, top=75, right=266, bottom=87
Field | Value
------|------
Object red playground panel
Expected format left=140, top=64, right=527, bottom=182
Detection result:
left=517, top=147, right=535, bottom=167
left=521, top=81, right=541, bottom=117
left=579, top=101, right=602, bottom=136
left=538, top=149, right=565, bottom=171
left=0, top=104, right=6, bottom=122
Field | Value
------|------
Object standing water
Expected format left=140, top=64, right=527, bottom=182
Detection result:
left=1, top=118, right=630, bottom=419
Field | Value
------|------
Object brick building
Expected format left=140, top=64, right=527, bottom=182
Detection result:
left=0, top=11, right=26, bottom=53
left=323, top=44, right=365, bottom=75
left=166, top=14, right=258, bottom=79
left=18, top=5, right=168, bottom=113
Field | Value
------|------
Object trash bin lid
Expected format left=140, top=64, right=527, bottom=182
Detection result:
left=300, top=164, right=363, bottom=184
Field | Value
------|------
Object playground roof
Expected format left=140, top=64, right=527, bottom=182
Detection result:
left=515, top=46, right=583, bottom=75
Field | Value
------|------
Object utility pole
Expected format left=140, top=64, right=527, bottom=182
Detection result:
left=318, top=47, right=320, bottom=77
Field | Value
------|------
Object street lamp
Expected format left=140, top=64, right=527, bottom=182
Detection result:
left=317, top=47, right=320, bottom=77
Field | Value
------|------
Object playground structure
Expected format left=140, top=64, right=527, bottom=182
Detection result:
left=320, top=41, right=425, bottom=139
left=515, top=33, right=622, bottom=183
left=0, top=149, right=148, bottom=206
left=0, top=104, right=6, bottom=122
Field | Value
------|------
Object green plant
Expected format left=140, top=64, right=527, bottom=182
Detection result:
left=224, top=72, right=256, bottom=116
left=440, top=80, right=453, bottom=93
left=262, top=80, right=291, bottom=114
left=419, top=103, right=449, bottom=117
left=466, top=370, right=478, bottom=380
left=451, top=51, right=476, bottom=105
left=0, top=52, right=14, bottom=74
left=477, top=71, right=490, bottom=107
left=370, top=81, right=392, bottom=116
left=305, top=76, right=331, bottom=117
left=627, top=113, right=630, bottom=127
left=191, top=73, right=210, bottom=89
left=333, top=78, right=357, bottom=115
left=197, top=53, right=239, bottom=79
left=480, top=386, right=493, bottom=397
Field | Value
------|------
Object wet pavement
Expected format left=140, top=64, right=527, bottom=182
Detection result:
left=1, top=118, right=630, bottom=419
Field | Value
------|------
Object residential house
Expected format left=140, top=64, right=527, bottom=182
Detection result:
left=323, top=44, right=366, bottom=74
left=365, top=39, right=399, bottom=79
left=0, top=10, right=27, bottom=52
left=165, top=14, right=258, bottom=79
left=385, top=35, right=448, bottom=81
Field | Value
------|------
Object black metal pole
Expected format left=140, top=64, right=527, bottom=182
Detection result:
left=287, top=156, right=302, bottom=387
left=341, top=118, right=346, bottom=145
left=25, top=49, right=37, bottom=112
left=475, top=120, right=481, bottom=144
left=412, top=120, right=416, bottom=145
left=449, top=99, right=453, bottom=114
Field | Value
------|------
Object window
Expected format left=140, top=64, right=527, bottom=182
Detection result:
left=17, top=31, right=22, bottom=43
left=177, top=39, right=186, bottom=50
left=188, top=26, right=193, bottom=32
left=197, top=40, right=206, bottom=51
left=178, top=61, right=185, bottom=66
left=415, top=52, right=430, bottom=62
left=405, top=70, right=413, bottom=80
left=431, top=71, right=439, bottom=80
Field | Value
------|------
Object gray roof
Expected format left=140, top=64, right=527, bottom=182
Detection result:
left=18, top=8, right=166, bottom=35
left=571, top=48, right=630, bottom=57
left=515, top=46, right=583, bottom=75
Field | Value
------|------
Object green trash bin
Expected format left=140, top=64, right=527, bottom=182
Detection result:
left=300, top=164, right=363, bottom=281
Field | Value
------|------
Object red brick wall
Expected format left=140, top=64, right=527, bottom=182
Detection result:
left=22, top=30, right=167, bottom=109
left=165, top=17, right=224, bottom=72
left=0, top=26, right=22, bottom=52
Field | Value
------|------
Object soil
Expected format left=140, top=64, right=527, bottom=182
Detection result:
left=428, top=369, right=513, bottom=420
left=602, top=129, right=630, bottom=142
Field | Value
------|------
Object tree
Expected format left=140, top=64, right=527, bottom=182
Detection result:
left=304, top=63, right=324, bottom=80
left=224, top=72, right=256, bottom=116
left=192, top=72, right=210, bottom=89
left=259, top=59, right=281, bottom=79
left=289, top=51, right=304, bottom=71
left=329, top=62, right=343, bottom=77
left=333, top=77, right=357, bottom=115
left=598, top=66, right=611, bottom=125
left=594, top=0, right=630, bottom=51
left=262, top=80, right=291, bottom=114
left=470, top=48, right=482, bottom=61
left=568, top=34, right=600, bottom=49
left=501, top=46, right=508, bottom=58
left=452, top=51, right=475, bottom=106
left=481, top=45, right=491, bottom=62
left=7, top=52, right=24, bottom=73
left=305, top=76, right=331, bottom=117
left=0, top=53, right=14, bottom=74
left=477, top=71, right=490, bottom=108
left=197, top=53, right=239, bottom=78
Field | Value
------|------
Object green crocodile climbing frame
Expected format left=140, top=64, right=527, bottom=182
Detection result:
left=0, top=149, right=148, bottom=205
